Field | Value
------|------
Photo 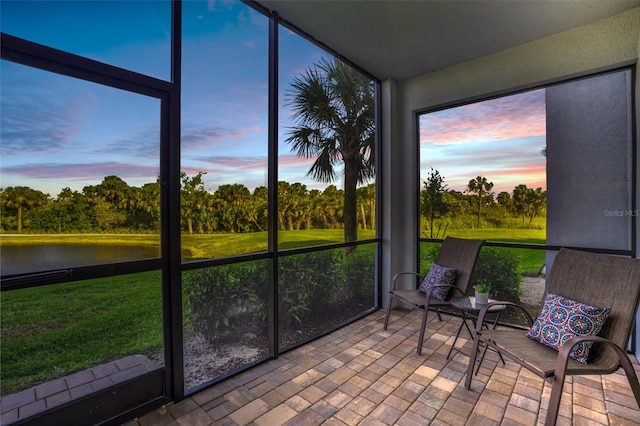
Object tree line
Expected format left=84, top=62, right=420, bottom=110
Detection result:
left=422, top=168, right=546, bottom=237
left=1, top=168, right=545, bottom=235
left=0, top=173, right=376, bottom=234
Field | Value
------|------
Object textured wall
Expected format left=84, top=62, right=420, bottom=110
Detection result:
left=399, top=8, right=640, bottom=113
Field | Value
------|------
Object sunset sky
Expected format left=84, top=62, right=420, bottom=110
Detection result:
left=1, top=0, right=546, bottom=198
left=419, top=89, right=547, bottom=194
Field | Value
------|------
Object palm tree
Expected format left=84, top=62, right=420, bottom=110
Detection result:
left=467, top=176, right=494, bottom=228
left=286, top=58, right=375, bottom=244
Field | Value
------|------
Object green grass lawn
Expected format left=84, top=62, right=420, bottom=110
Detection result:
left=182, top=229, right=377, bottom=258
left=443, top=227, right=545, bottom=244
left=0, top=233, right=160, bottom=246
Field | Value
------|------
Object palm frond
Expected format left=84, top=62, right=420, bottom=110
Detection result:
left=284, top=57, right=375, bottom=187
left=308, top=149, right=338, bottom=183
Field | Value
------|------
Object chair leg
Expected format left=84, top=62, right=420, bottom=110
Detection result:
left=464, top=333, right=481, bottom=389
left=417, top=308, right=429, bottom=355
left=544, top=375, right=565, bottom=425
left=617, top=349, right=640, bottom=408
left=383, top=293, right=394, bottom=330
left=434, top=307, right=443, bottom=322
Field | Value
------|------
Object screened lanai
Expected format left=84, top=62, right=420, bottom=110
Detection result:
left=1, top=1, right=639, bottom=425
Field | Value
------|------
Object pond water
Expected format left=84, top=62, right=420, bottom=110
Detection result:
left=1, top=244, right=160, bottom=276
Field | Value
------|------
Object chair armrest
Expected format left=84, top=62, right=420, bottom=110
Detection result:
left=476, top=301, right=534, bottom=332
left=391, top=272, right=423, bottom=290
left=447, top=286, right=466, bottom=299
left=555, top=335, right=629, bottom=377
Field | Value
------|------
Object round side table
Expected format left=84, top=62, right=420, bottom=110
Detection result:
left=447, top=296, right=506, bottom=362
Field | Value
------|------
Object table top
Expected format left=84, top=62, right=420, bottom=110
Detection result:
left=451, top=296, right=506, bottom=313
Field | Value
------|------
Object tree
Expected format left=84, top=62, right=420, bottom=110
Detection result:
left=0, top=186, right=49, bottom=232
left=512, top=184, right=529, bottom=225
left=321, top=185, right=344, bottom=229
left=356, top=183, right=376, bottom=230
left=306, top=189, right=324, bottom=229
left=513, top=184, right=546, bottom=226
left=277, top=181, right=295, bottom=231
left=422, top=168, right=448, bottom=238
left=180, top=172, right=208, bottom=234
left=53, top=187, right=91, bottom=232
left=286, top=58, right=375, bottom=244
left=93, top=198, right=126, bottom=230
left=442, top=190, right=465, bottom=218
left=87, top=175, right=131, bottom=209
left=138, top=181, right=161, bottom=231
left=527, top=187, right=546, bottom=226
left=215, top=184, right=251, bottom=233
left=467, top=176, right=494, bottom=228
left=246, top=186, right=268, bottom=232
left=496, top=191, right=512, bottom=218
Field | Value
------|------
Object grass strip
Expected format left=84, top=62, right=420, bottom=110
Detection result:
left=0, top=271, right=163, bottom=396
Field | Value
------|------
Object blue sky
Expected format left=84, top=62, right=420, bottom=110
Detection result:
left=1, top=0, right=545, bottom=198
left=0, top=0, right=332, bottom=196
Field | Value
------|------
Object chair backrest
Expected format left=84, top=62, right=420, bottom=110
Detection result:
left=545, top=248, right=640, bottom=350
left=436, top=237, right=484, bottom=299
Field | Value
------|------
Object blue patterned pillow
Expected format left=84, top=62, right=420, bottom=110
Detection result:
left=418, top=263, right=457, bottom=301
left=526, top=292, right=610, bottom=364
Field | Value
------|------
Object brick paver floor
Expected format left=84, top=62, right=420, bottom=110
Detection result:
left=1, top=354, right=158, bottom=425
left=123, top=308, right=639, bottom=425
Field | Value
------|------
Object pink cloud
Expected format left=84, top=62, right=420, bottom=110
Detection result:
left=3, top=162, right=158, bottom=182
left=199, top=156, right=267, bottom=171
left=420, top=89, right=545, bottom=146
left=191, top=154, right=315, bottom=173
left=181, top=124, right=256, bottom=151
left=278, top=154, right=316, bottom=167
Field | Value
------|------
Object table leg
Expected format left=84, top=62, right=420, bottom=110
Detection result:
left=475, top=312, right=506, bottom=373
left=446, top=313, right=468, bottom=360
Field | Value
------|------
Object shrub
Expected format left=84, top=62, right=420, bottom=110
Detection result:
left=182, top=266, right=251, bottom=343
left=225, top=260, right=269, bottom=325
left=183, top=249, right=376, bottom=342
left=342, top=246, right=376, bottom=300
left=470, top=247, right=522, bottom=302
left=278, top=250, right=341, bottom=327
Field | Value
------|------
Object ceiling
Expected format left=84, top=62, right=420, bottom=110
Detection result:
left=256, top=0, right=640, bottom=82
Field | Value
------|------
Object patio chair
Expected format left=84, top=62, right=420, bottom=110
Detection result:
left=464, top=248, right=640, bottom=425
left=384, top=237, right=484, bottom=355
